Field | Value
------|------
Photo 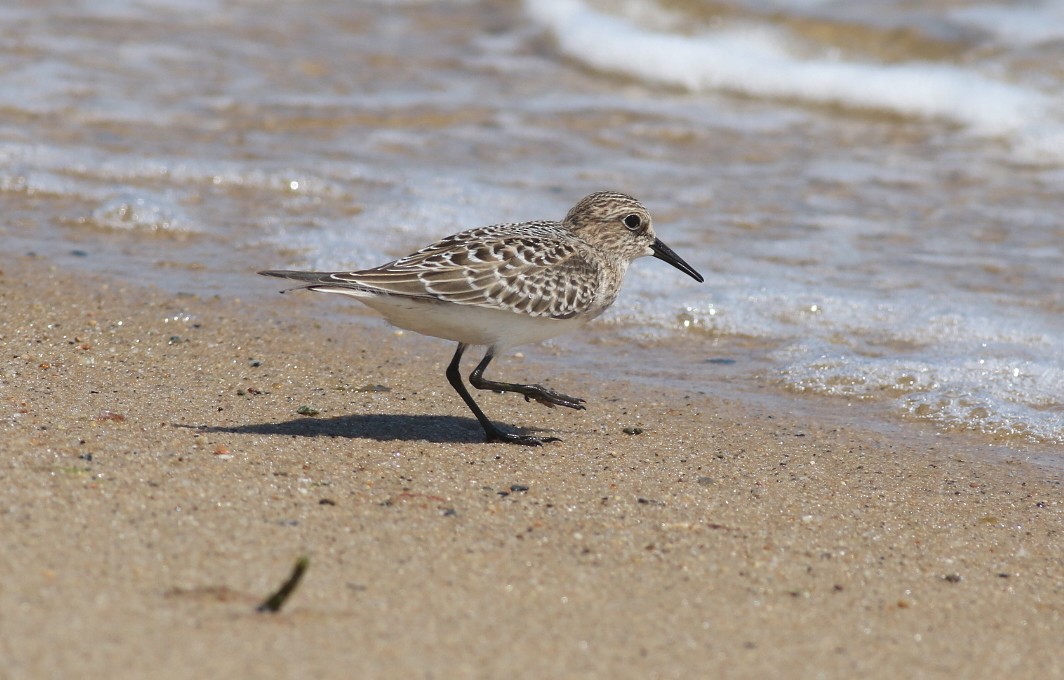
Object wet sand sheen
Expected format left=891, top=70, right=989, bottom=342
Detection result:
left=2, top=253, right=1061, bottom=678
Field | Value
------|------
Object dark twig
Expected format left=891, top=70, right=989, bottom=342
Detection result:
left=256, top=556, right=309, bottom=613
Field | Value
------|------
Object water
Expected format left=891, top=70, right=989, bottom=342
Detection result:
left=1, top=0, right=1061, bottom=457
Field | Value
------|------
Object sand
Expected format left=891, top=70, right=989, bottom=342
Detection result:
left=1, top=252, right=1061, bottom=679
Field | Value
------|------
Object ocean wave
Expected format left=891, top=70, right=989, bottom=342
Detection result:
left=525, top=0, right=1064, bottom=162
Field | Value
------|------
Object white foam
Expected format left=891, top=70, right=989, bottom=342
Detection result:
left=525, top=0, right=1064, bottom=160
left=599, top=251, right=1064, bottom=444
left=778, top=345, right=1064, bottom=444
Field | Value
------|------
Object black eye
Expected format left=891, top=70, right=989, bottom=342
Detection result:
left=623, top=214, right=642, bottom=230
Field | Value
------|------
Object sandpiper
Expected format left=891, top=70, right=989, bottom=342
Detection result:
left=260, top=191, right=703, bottom=445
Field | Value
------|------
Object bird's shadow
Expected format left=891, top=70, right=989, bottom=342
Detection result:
left=193, top=413, right=549, bottom=445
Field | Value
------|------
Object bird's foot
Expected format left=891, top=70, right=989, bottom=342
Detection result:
left=521, top=385, right=586, bottom=410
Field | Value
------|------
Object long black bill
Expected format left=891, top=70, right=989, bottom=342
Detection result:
left=651, top=238, right=704, bottom=283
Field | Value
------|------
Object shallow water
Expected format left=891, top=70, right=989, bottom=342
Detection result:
left=2, top=0, right=1062, bottom=459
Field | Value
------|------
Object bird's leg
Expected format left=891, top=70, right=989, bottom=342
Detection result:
left=469, top=348, right=586, bottom=411
left=446, top=343, right=559, bottom=445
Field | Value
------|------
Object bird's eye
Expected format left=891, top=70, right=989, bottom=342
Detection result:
left=623, top=214, right=642, bottom=231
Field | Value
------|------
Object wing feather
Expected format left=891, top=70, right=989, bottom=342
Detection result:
left=266, top=222, right=600, bottom=320
left=363, top=232, right=598, bottom=318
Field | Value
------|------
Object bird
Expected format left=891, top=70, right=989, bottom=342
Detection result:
left=260, top=191, right=704, bottom=445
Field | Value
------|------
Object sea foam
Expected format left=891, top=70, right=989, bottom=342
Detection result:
left=525, top=0, right=1064, bottom=161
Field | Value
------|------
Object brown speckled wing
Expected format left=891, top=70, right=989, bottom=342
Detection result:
left=327, top=222, right=599, bottom=319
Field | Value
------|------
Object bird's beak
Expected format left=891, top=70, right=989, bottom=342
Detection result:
left=651, top=239, right=704, bottom=283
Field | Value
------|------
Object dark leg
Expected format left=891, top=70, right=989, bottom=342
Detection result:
left=469, top=349, right=586, bottom=410
left=445, top=343, right=559, bottom=445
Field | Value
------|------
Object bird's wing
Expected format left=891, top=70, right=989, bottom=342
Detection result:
left=321, top=226, right=601, bottom=320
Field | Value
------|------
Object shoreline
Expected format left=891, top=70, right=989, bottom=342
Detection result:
left=2, top=252, right=1062, bottom=678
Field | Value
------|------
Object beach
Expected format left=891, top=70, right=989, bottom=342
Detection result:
left=2, top=253, right=1061, bottom=678
left=3, top=0, right=1063, bottom=675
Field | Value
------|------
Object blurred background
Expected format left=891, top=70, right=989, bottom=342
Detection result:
left=2, top=0, right=1061, bottom=454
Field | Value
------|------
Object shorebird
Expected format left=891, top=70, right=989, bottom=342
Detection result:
left=261, top=191, right=703, bottom=445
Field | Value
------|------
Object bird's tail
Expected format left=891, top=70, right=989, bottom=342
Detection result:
left=258, top=270, right=337, bottom=284
left=258, top=269, right=380, bottom=297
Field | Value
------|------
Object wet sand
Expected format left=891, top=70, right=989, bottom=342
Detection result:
left=1, top=252, right=1061, bottom=679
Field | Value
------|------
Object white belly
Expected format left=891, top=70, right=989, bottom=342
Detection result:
left=326, top=290, right=588, bottom=350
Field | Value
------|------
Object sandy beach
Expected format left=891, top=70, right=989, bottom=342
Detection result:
left=1, top=252, right=1061, bottom=679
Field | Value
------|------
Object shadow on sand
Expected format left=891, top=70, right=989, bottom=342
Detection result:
left=192, top=413, right=551, bottom=445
